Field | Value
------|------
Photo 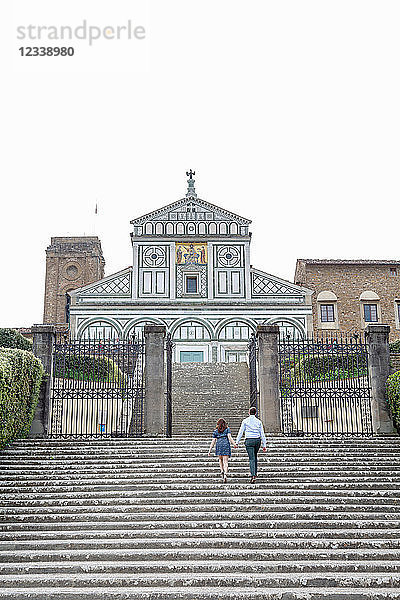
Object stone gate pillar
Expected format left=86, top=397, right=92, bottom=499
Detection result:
left=30, top=324, right=56, bottom=437
left=144, top=325, right=166, bottom=436
left=365, top=324, right=396, bottom=435
left=257, top=325, right=282, bottom=433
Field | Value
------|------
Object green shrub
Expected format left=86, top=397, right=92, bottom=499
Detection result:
left=54, top=353, right=126, bottom=384
left=387, top=371, right=400, bottom=431
left=294, top=353, right=367, bottom=381
left=0, top=348, right=44, bottom=448
left=390, top=340, right=400, bottom=353
left=0, top=328, right=32, bottom=351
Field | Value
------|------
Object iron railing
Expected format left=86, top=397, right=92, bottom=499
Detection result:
left=49, top=336, right=145, bottom=437
left=278, top=333, right=372, bottom=436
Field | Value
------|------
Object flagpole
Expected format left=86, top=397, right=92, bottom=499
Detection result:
left=93, top=200, right=98, bottom=236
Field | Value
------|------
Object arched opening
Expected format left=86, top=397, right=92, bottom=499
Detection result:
left=79, top=320, right=120, bottom=340
left=266, top=319, right=305, bottom=341
left=218, top=320, right=254, bottom=341
left=172, top=320, right=211, bottom=341
left=125, top=319, right=163, bottom=340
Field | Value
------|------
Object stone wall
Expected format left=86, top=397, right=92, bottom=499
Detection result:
left=390, top=353, right=400, bottom=374
left=295, top=260, right=400, bottom=342
left=172, top=362, right=250, bottom=436
left=43, top=237, right=105, bottom=323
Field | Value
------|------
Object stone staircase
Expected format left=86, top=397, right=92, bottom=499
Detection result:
left=172, top=362, right=250, bottom=435
left=1, top=436, right=400, bottom=599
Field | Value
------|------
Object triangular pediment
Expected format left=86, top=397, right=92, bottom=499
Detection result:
left=130, top=197, right=251, bottom=226
left=70, top=267, right=132, bottom=298
left=251, top=268, right=312, bottom=298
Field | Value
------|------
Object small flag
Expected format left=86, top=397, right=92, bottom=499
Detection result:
left=95, top=202, right=98, bottom=215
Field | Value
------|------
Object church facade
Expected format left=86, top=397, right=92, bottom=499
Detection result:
left=68, top=173, right=313, bottom=362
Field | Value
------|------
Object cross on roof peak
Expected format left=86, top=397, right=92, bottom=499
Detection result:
left=185, top=169, right=197, bottom=198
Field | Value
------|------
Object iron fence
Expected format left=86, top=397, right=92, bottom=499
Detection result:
left=49, top=336, right=145, bottom=437
left=278, top=333, right=372, bottom=436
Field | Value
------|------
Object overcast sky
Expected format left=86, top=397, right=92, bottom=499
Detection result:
left=2, top=0, right=399, bottom=327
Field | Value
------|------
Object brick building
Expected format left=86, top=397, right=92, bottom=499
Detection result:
left=294, top=259, right=400, bottom=341
left=43, top=237, right=105, bottom=324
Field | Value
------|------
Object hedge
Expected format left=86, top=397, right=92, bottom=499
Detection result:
left=0, top=328, right=32, bottom=351
left=294, top=353, right=367, bottom=381
left=0, top=348, right=44, bottom=448
left=387, top=371, right=400, bottom=431
left=54, top=353, right=126, bottom=384
left=390, top=340, right=400, bottom=353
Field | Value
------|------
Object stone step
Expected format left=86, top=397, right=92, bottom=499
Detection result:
left=3, top=495, right=399, bottom=508
left=1, top=529, right=398, bottom=542
left=1, top=547, right=400, bottom=563
left=3, top=477, right=400, bottom=489
left=5, top=457, right=398, bottom=466
left=2, top=537, right=400, bottom=552
left=1, top=571, right=400, bottom=588
left=2, top=518, right=399, bottom=531
left=3, top=502, right=400, bottom=516
left=2, top=470, right=398, bottom=482
left=1, top=559, right=399, bottom=575
left=3, top=482, right=400, bottom=493
left=1, top=488, right=398, bottom=501
left=5, top=440, right=400, bottom=449
left=5, top=441, right=400, bottom=448
left=3, top=450, right=399, bottom=459
left=0, top=586, right=398, bottom=600
left=3, top=458, right=400, bottom=469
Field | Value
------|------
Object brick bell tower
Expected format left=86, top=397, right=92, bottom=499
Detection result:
left=43, top=237, right=105, bottom=324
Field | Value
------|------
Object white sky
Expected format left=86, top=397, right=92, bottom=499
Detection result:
left=2, top=0, right=399, bottom=327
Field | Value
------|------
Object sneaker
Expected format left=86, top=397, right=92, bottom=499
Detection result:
left=223, top=474, right=227, bottom=483
left=250, top=476, right=256, bottom=484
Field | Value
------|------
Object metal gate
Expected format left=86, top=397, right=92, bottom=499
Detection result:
left=49, top=337, right=145, bottom=437
left=278, top=334, right=373, bottom=436
left=248, top=334, right=259, bottom=409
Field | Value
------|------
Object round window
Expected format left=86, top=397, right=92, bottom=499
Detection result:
left=66, top=265, right=79, bottom=278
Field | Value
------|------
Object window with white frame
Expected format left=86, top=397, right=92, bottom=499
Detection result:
left=363, top=304, right=378, bottom=322
left=173, top=321, right=211, bottom=341
left=185, top=275, right=199, bottom=294
left=218, top=321, right=252, bottom=341
left=395, top=301, right=400, bottom=329
left=316, top=291, right=338, bottom=329
left=320, top=304, right=335, bottom=322
left=360, top=291, right=380, bottom=324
